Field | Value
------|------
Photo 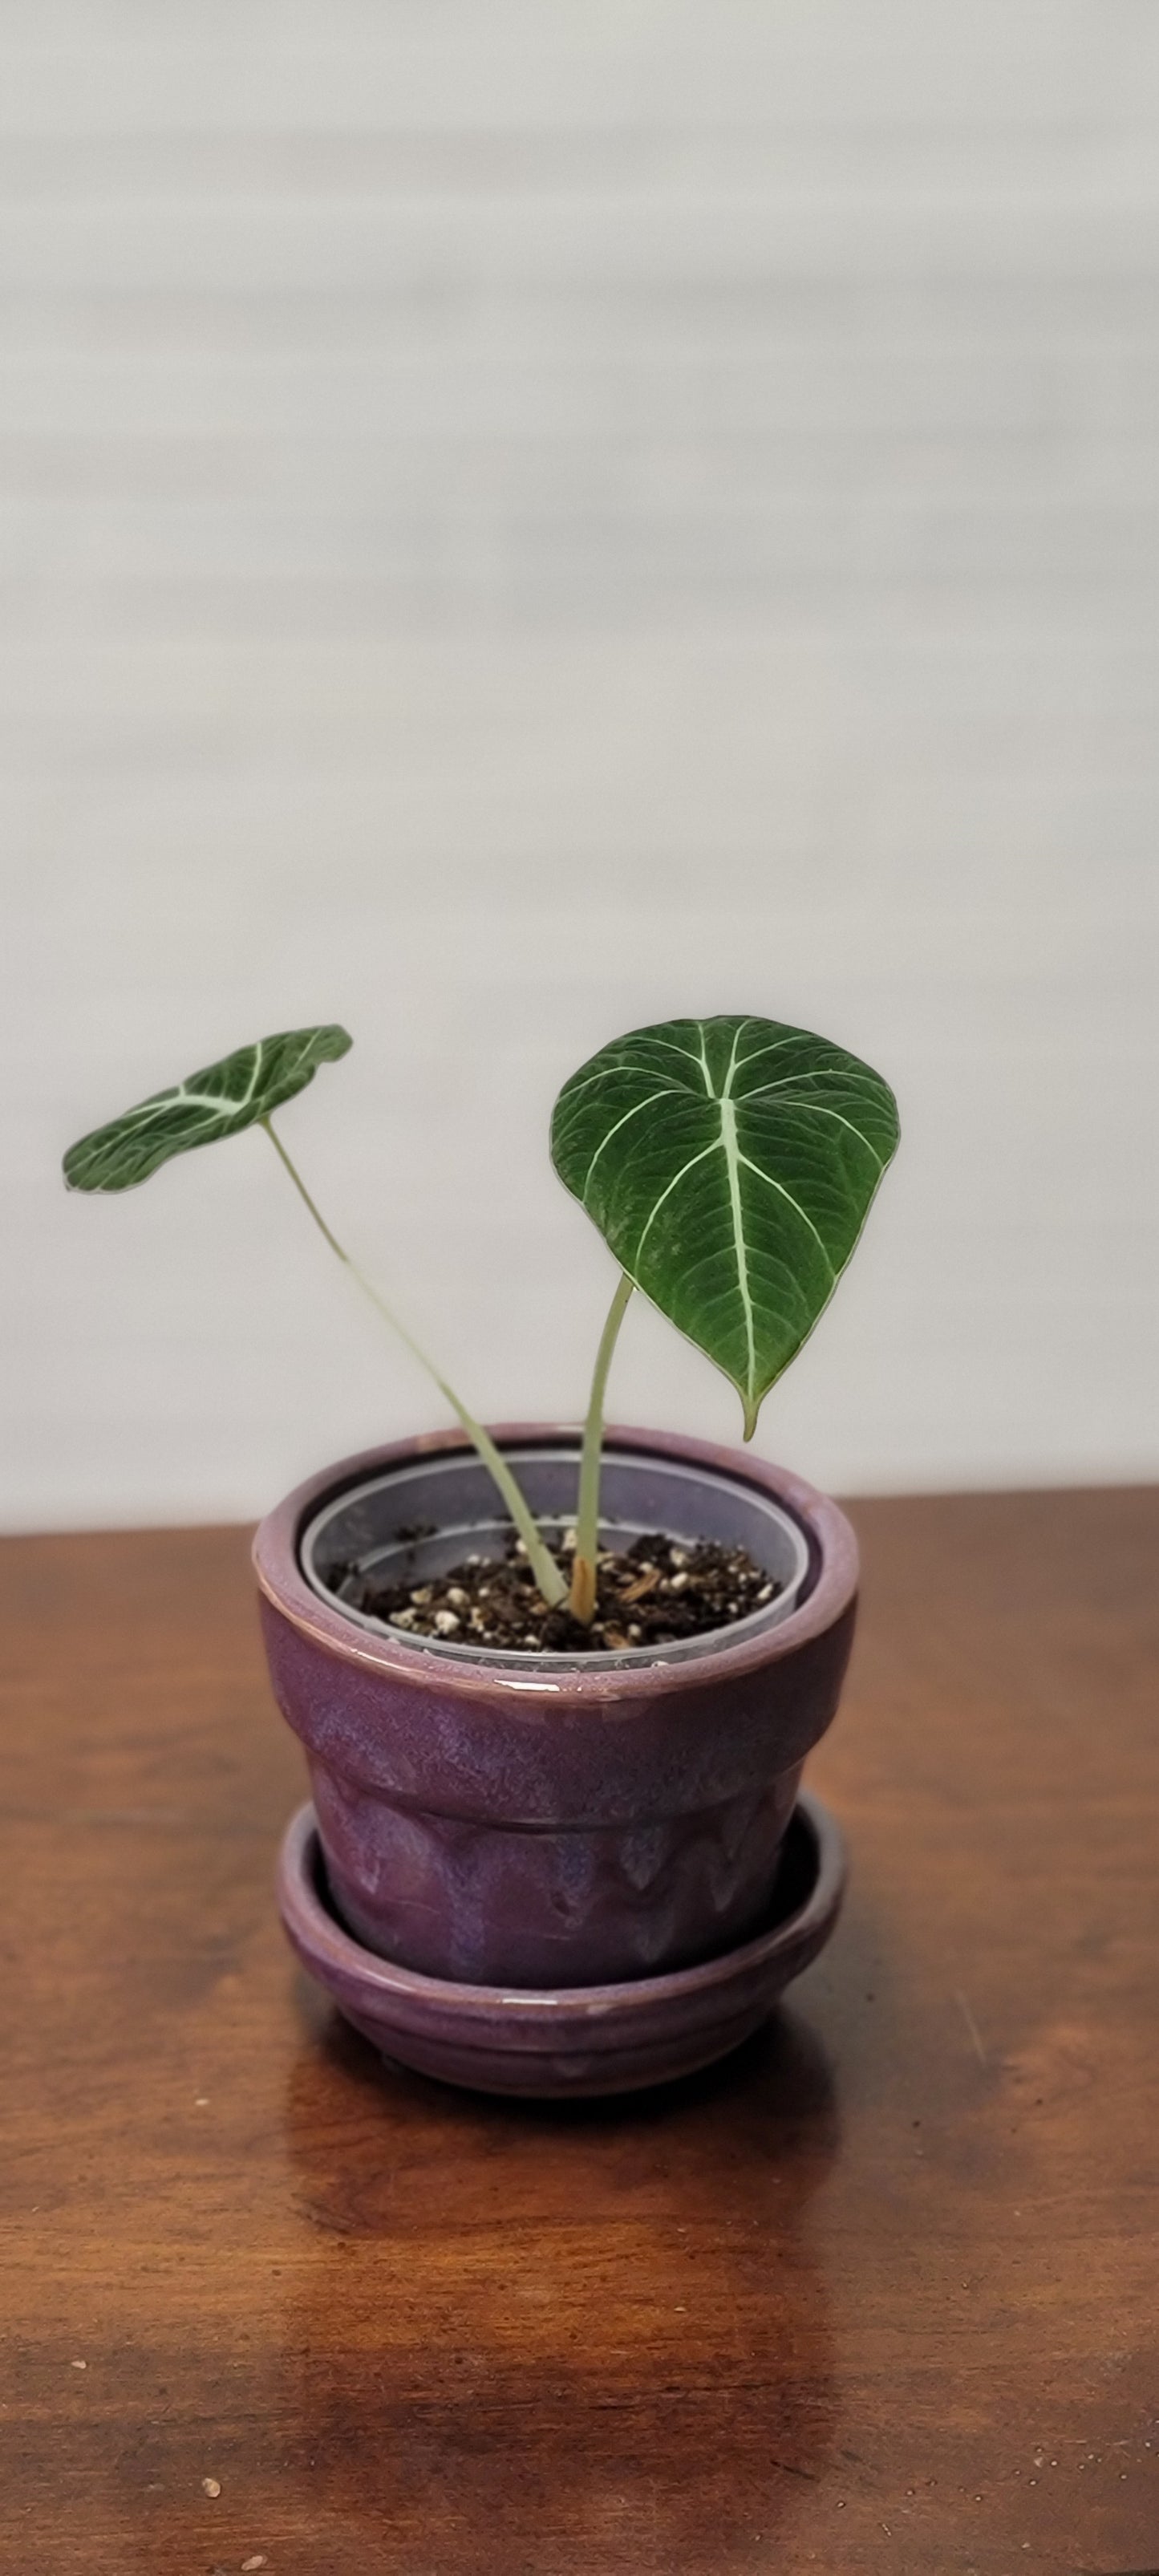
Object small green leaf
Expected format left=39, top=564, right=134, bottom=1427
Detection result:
left=551, top=1014, right=899, bottom=1438
left=63, top=1024, right=353, bottom=1192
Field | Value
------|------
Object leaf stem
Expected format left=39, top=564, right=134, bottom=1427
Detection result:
left=261, top=1118, right=567, bottom=1609
left=569, top=1270, right=634, bottom=1625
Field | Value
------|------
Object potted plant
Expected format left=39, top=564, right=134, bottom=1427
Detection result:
left=64, top=1013, right=898, bottom=2095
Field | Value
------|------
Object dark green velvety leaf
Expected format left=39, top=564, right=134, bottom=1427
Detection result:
left=63, top=1024, right=353, bottom=1191
left=551, top=1014, right=898, bottom=1438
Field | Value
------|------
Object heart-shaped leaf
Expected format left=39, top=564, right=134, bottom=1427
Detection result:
left=551, top=1013, right=899, bottom=1438
left=63, top=1024, right=353, bottom=1192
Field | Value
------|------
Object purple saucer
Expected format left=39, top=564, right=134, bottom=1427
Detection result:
left=277, top=1791, right=845, bottom=2098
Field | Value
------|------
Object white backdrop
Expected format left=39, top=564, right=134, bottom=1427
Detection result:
left=3, top=1, right=1157, bottom=1529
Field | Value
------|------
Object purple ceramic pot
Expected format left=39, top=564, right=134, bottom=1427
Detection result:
left=253, top=1425, right=858, bottom=1989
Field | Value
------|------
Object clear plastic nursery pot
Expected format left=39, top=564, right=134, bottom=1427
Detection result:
left=253, top=1424, right=860, bottom=1990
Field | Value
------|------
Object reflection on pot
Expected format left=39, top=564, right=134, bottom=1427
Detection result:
left=272, top=1997, right=841, bottom=2574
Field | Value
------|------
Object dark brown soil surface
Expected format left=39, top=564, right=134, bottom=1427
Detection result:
left=330, top=1528, right=782, bottom=1653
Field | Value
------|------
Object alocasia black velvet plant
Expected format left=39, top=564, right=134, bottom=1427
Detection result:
left=63, top=1014, right=899, bottom=1629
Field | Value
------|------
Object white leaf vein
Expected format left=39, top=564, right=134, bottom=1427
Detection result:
left=581, top=1087, right=670, bottom=1194
left=740, top=1088, right=887, bottom=1166
left=630, top=1140, right=719, bottom=1269
left=737, top=1153, right=837, bottom=1279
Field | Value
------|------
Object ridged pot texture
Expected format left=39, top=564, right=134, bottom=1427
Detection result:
left=253, top=1426, right=859, bottom=1989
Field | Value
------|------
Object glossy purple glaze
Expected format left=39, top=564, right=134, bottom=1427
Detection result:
left=276, top=1790, right=846, bottom=2097
left=254, top=1425, right=859, bottom=1987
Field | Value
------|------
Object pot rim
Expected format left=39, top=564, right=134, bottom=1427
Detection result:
left=253, top=1422, right=859, bottom=1706
left=298, top=1445, right=813, bottom=1672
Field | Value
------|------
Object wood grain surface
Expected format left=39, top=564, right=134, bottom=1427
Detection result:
left=2, top=1488, right=1157, bottom=2575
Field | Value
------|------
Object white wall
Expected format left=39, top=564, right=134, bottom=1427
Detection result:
left=3, top=1, right=1157, bottom=1529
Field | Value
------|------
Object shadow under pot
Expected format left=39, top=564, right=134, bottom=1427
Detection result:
left=253, top=1424, right=859, bottom=1990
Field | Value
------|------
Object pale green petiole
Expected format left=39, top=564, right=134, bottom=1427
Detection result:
left=569, top=1269, right=634, bottom=1625
left=261, top=1118, right=568, bottom=1611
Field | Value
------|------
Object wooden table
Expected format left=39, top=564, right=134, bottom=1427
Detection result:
left=2, top=1490, right=1157, bottom=2576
